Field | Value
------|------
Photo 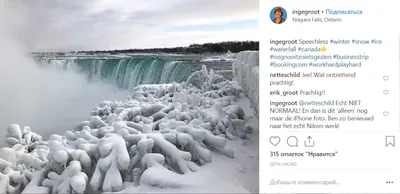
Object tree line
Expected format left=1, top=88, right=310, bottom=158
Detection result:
left=78, top=41, right=259, bottom=54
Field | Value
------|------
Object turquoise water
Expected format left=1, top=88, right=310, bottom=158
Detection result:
left=37, top=58, right=200, bottom=89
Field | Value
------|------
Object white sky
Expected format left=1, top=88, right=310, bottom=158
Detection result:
left=5, top=0, right=259, bottom=52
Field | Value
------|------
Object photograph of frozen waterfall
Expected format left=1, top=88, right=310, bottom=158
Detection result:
left=0, top=0, right=259, bottom=193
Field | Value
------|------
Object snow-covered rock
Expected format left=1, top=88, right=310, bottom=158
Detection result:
left=232, top=51, right=259, bottom=118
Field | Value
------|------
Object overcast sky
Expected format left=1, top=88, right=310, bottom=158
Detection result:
left=5, top=0, right=258, bottom=52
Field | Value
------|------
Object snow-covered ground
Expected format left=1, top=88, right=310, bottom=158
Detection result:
left=0, top=62, right=259, bottom=193
left=117, top=96, right=259, bottom=194
left=205, top=97, right=259, bottom=193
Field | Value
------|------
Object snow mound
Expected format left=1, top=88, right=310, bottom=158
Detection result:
left=0, top=65, right=254, bottom=193
left=232, top=51, right=259, bottom=118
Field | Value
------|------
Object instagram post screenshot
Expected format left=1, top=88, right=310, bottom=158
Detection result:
left=0, top=0, right=399, bottom=194
left=0, top=0, right=260, bottom=194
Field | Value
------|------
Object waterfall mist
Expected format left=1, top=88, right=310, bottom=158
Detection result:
left=0, top=2, right=129, bottom=146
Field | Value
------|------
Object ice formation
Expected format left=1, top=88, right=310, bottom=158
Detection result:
left=0, top=64, right=254, bottom=193
left=232, top=51, right=259, bottom=118
left=42, top=161, right=88, bottom=193
left=200, top=51, right=236, bottom=62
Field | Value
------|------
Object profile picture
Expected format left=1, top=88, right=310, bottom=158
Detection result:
left=270, top=7, right=287, bottom=24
